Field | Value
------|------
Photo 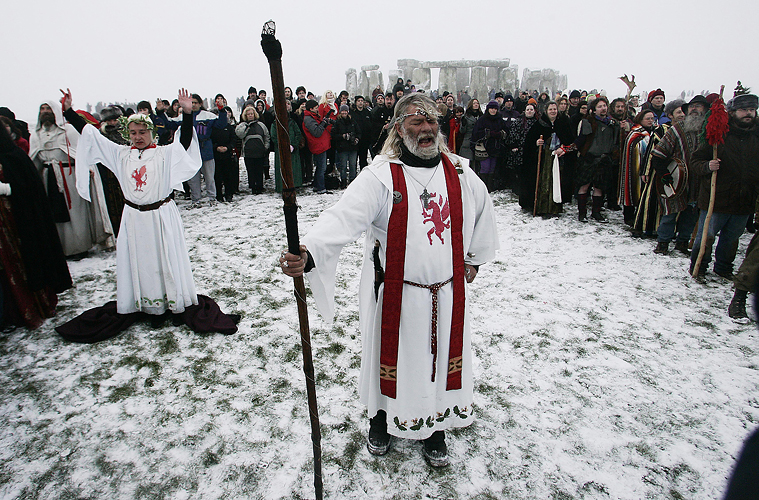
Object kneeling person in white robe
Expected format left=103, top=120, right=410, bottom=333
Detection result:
left=280, top=93, right=499, bottom=467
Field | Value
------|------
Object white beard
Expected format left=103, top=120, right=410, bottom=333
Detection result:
left=401, top=129, right=442, bottom=160
left=683, top=114, right=705, bottom=133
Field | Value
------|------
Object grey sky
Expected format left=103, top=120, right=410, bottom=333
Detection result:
left=4, top=0, right=756, bottom=126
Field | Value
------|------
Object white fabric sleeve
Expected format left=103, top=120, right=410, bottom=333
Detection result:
left=0, top=182, right=10, bottom=196
left=75, top=124, right=126, bottom=201
left=166, top=127, right=202, bottom=190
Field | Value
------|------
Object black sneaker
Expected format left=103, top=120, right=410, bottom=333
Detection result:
left=729, top=290, right=750, bottom=324
left=591, top=212, right=608, bottom=223
left=422, top=431, right=449, bottom=468
left=367, top=410, right=391, bottom=456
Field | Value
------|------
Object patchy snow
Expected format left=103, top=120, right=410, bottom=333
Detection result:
left=1, top=166, right=757, bottom=499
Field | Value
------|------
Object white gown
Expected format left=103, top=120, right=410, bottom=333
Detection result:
left=303, top=153, right=499, bottom=439
left=75, top=124, right=202, bottom=315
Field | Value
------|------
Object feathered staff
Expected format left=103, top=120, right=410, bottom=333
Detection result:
left=692, top=85, right=728, bottom=279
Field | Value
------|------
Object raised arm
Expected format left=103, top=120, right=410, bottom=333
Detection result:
left=59, top=88, right=89, bottom=134
left=177, top=88, right=194, bottom=150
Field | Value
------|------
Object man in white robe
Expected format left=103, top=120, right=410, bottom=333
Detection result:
left=29, top=99, right=114, bottom=258
left=281, top=93, right=499, bottom=467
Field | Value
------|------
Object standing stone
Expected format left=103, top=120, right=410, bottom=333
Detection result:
left=368, top=70, right=381, bottom=93
left=558, top=74, right=568, bottom=94
left=486, top=67, right=499, bottom=92
left=522, top=69, right=542, bottom=93
left=388, top=69, right=402, bottom=93
left=377, top=71, right=384, bottom=92
left=469, top=66, right=487, bottom=103
left=439, top=67, right=457, bottom=94
left=345, top=68, right=358, bottom=99
left=499, top=66, right=519, bottom=94
left=456, top=67, right=470, bottom=94
left=397, top=59, right=420, bottom=83
left=361, top=65, right=380, bottom=71
left=358, top=70, right=369, bottom=99
left=412, top=68, right=431, bottom=90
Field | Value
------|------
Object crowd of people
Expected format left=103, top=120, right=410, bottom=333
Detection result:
left=1, top=78, right=758, bottom=332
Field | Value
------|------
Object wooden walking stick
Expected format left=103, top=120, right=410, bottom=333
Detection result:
left=692, top=85, right=728, bottom=279
left=261, top=21, right=323, bottom=499
left=533, top=135, right=543, bottom=216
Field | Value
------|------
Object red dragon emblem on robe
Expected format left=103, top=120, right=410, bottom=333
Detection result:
left=131, top=165, right=147, bottom=191
left=422, top=193, right=450, bottom=245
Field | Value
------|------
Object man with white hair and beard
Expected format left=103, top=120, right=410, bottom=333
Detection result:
left=649, top=95, right=708, bottom=256
left=29, top=99, right=113, bottom=259
left=279, top=93, right=499, bottom=468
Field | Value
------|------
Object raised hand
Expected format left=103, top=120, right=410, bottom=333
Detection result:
left=178, top=88, right=193, bottom=114
left=59, top=88, right=73, bottom=111
left=156, top=98, right=167, bottom=112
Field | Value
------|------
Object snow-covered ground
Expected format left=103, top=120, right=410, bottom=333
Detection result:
left=1, top=167, right=757, bottom=500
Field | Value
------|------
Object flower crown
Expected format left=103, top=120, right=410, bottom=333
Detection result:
left=118, top=114, right=157, bottom=143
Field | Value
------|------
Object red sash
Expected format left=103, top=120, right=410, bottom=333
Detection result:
left=379, top=154, right=465, bottom=398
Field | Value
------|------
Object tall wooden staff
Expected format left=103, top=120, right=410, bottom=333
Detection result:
left=260, top=21, right=323, bottom=499
left=533, top=135, right=543, bottom=216
left=692, top=85, right=728, bottom=279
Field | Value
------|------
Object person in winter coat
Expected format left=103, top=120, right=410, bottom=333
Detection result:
left=319, top=90, right=339, bottom=173
left=292, top=98, right=313, bottom=183
left=471, top=101, right=508, bottom=190
left=506, top=103, right=539, bottom=192
left=271, top=100, right=304, bottom=193
left=303, top=99, right=334, bottom=194
left=370, top=94, right=393, bottom=156
left=331, top=104, right=361, bottom=188
left=522, top=102, right=574, bottom=216
left=235, top=106, right=270, bottom=194
left=459, top=99, right=482, bottom=165
left=351, top=96, right=373, bottom=169
left=212, top=107, right=238, bottom=202
left=447, top=106, right=465, bottom=155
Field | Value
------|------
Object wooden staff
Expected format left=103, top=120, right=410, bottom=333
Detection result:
left=692, top=85, right=727, bottom=279
left=533, top=135, right=543, bottom=216
left=260, top=21, right=323, bottom=499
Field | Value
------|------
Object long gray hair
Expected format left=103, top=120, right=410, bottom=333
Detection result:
left=380, top=93, right=450, bottom=158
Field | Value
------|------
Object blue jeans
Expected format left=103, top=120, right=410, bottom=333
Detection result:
left=657, top=202, right=699, bottom=243
left=336, top=150, right=358, bottom=184
left=313, top=151, right=327, bottom=193
left=690, top=211, right=749, bottom=275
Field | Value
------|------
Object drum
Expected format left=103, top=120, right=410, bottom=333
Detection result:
left=657, top=158, right=688, bottom=199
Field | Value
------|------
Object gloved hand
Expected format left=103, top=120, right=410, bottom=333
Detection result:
left=662, top=173, right=674, bottom=186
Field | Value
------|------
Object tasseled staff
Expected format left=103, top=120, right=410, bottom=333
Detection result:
left=692, top=85, right=728, bottom=279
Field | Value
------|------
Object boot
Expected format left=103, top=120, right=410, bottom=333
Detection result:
left=654, top=241, right=669, bottom=255
left=577, top=193, right=589, bottom=222
left=367, top=410, right=391, bottom=455
left=591, top=196, right=607, bottom=222
left=728, top=289, right=750, bottom=324
left=422, top=430, right=449, bottom=468
left=674, top=240, right=690, bottom=256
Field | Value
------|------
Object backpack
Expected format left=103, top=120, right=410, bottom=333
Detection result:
left=241, top=122, right=267, bottom=158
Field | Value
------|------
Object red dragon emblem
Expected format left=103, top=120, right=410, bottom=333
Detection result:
left=422, top=193, right=450, bottom=245
left=131, top=165, right=147, bottom=191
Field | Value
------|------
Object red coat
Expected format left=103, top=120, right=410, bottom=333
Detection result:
left=303, top=109, right=332, bottom=155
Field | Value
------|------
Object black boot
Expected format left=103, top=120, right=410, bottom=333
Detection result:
left=591, top=196, right=607, bottom=222
left=367, top=410, right=391, bottom=455
left=577, top=193, right=589, bottom=222
left=422, top=430, right=449, bottom=467
left=729, top=289, right=750, bottom=324
left=674, top=240, right=690, bottom=256
left=654, top=241, right=669, bottom=255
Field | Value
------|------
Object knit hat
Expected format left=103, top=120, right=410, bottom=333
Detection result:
left=648, top=89, right=665, bottom=102
left=486, top=100, right=499, bottom=110
left=248, top=86, right=256, bottom=95
left=340, top=104, right=349, bottom=113
left=727, top=94, right=758, bottom=111
left=494, top=92, right=504, bottom=99
left=569, top=90, right=581, bottom=99
left=504, top=94, right=514, bottom=102
left=527, top=98, right=538, bottom=106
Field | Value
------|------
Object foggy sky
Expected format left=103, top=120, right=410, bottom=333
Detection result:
left=4, top=0, right=756, bottom=126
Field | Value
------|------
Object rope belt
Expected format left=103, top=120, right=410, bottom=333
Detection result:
left=403, top=276, right=453, bottom=382
left=124, top=194, right=173, bottom=212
